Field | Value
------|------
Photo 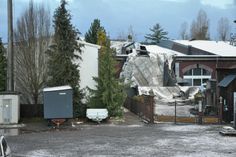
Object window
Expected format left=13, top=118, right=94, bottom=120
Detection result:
left=193, top=68, right=201, bottom=75
left=202, top=79, right=209, bottom=84
left=193, top=79, right=201, bottom=86
left=185, top=79, right=192, bottom=86
left=183, top=68, right=211, bottom=86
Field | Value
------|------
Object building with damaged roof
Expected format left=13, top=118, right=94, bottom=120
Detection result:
left=169, top=40, right=236, bottom=123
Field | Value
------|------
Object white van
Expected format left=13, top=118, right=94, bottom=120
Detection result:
left=0, top=136, right=11, bottom=157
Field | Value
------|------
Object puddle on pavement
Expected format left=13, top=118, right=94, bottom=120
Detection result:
left=0, top=128, right=19, bottom=136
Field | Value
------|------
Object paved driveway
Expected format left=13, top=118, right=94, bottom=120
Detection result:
left=5, top=123, right=236, bottom=157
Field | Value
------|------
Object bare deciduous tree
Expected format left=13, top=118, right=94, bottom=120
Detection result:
left=14, top=1, right=51, bottom=105
left=116, top=31, right=127, bottom=41
left=116, top=25, right=137, bottom=41
left=179, top=22, right=189, bottom=40
left=190, top=9, right=210, bottom=40
left=127, top=25, right=137, bottom=41
left=217, top=17, right=230, bottom=41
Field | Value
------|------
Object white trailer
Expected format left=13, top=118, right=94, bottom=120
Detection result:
left=86, top=109, right=108, bottom=122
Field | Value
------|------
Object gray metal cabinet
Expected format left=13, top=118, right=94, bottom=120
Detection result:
left=43, top=86, right=73, bottom=119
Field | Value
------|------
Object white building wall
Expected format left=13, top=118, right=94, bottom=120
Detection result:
left=75, top=40, right=100, bottom=92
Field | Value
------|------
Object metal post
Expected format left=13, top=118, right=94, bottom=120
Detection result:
left=7, top=0, right=14, bottom=91
left=174, top=100, right=177, bottom=124
left=233, top=93, right=236, bottom=129
left=219, top=96, right=223, bottom=124
left=198, top=100, right=203, bottom=124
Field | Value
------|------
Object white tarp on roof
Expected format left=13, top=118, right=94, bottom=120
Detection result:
left=120, top=44, right=184, bottom=87
left=175, top=40, right=236, bottom=56
left=120, top=49, right=164, bottom=87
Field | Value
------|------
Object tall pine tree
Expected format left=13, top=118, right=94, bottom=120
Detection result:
left=145, top=23, right=168, bottom=44
left=88, top=29, right=126, bottom=117
left=0, top=38, right=7, bottom=91
left=85, top=19, right=104, bottom=44
left=47, top=0, right=83, bottom=117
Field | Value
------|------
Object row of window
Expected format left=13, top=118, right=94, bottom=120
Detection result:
left=184, top=68, right=211, bottom=76
left=183, top=68, right=211, bottom=86
left=184, top=78, right=210, bottom=86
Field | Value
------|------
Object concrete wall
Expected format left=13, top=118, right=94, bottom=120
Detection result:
left=0, top=94, right=20, bottom=124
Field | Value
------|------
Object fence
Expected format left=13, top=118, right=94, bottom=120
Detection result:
left=124, top=95, right=154, bottom=123
left=155, top=100, right=219, bottom=124
left=20, top=104, right=43, bottom=118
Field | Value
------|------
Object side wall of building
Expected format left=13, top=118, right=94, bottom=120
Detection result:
left=74, top=41, right=100, bottom=91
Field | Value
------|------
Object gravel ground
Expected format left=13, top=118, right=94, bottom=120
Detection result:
left=155, top=104, right=195, bottom=117
left=5, top=123, right=236, bottom=157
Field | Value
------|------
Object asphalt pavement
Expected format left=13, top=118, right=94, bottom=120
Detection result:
left=2, top=109, right=236, bottom=157
left=4, top=122, right=236, bottom=157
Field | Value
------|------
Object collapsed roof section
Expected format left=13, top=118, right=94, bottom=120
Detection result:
left=117, top=42, right=182, bottom=88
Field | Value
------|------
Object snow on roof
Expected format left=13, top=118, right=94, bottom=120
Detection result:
left=175, top=40, right=236, bottom=57
left=145, top=45, right=186, bottom=56
left=111, top=41, right=136, bottom=54
left=43, top=85, right=72, bottom=92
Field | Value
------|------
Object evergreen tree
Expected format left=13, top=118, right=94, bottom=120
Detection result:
left=145, top=23, right=168, bottom=44
left=85, top=19, right=104, bottom=44
left=0, top=38, right=7, bottom=91
left=88, top=29, right=126, bottom=117
left=47, top=0, right=83, bottom=117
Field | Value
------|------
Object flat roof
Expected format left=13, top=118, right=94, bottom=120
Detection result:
left=145, top=45, right=185, bottom=56
left=175, top=40, right=236, bottom=57
left=175, top=55, right=236, bottom=61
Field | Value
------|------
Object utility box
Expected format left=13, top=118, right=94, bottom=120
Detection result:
left=0, top=92, right=20, bottom=124
left=43, top=85, right=73, bottom=119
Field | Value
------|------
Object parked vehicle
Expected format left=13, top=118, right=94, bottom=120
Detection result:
left=0, top=136, right=11, bottom=157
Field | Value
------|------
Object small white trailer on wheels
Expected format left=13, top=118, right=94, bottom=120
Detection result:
left=86, top=109, right=108, bottom=123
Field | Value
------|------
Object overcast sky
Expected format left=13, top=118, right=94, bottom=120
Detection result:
left=0, top=0, right=236, bottom=42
